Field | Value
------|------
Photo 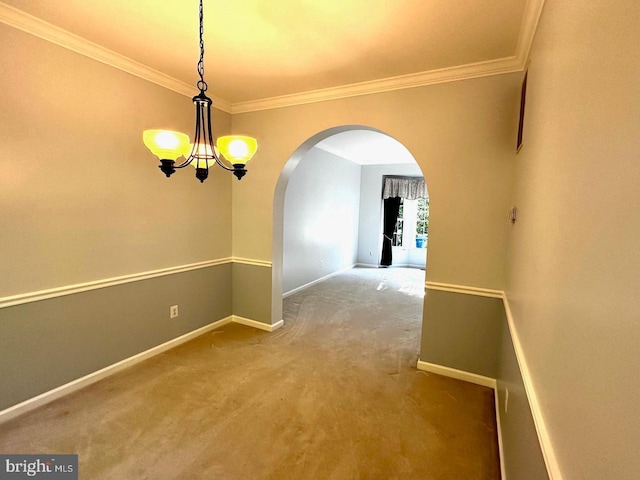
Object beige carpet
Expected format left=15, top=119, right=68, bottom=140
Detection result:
left=0, top=267, right=500, bottom=479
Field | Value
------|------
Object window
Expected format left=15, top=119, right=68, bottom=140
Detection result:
left=392, top=198, right=429, bottom=248
left=416, top=197, right=429, bottom=247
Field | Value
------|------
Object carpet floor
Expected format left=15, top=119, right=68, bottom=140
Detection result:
left=0, top=267, right=500, bottom=479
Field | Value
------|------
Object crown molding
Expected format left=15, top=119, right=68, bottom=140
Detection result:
left=0, top=2, right=232, bottom=113
left=231, top=0, right=545, bottom=113
left=515, top=0, right=546, bottom=66
left=1, top=0, right=544, bottom=115
left=230, top=56, right=522, bottom=114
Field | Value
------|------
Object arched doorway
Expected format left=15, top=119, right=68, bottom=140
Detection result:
left=271, top=125, right=428, bottom=327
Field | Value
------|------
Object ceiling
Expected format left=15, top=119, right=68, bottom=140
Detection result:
left=0, top=0, right=542, bottom=166
left=0, top=0, right=542, bottom=112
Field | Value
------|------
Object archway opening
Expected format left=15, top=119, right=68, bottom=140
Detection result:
left=272, top=125, right=429, bottom=331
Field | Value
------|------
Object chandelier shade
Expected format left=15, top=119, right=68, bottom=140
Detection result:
left=217, top=136, right=258, bottom=164
left=143, top=130, right=190, bottom=161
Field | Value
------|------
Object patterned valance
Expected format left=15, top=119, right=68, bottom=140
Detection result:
left=382, top=176, right=427, bottom=200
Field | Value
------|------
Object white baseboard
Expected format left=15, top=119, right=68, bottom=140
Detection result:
left=389, top=263, right=426, bottom=269
left=416, top=359, right=505, bottom=478
left=232, top=315, right=284, bottom=332
left=0, top=315, right=283, bottom=424
left=495, top=386, right=507, bottom=480
left=0, top=316, right=232, bottom=424
left=416, top=360, right=497, bottom=389
left=282, top=264, right=356, bottom=298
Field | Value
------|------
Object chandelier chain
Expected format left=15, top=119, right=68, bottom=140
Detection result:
left=197, top=0, right=208, bottom=93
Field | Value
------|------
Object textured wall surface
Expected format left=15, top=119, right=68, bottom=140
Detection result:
left=496, top=307, right=548, bottom=480
left=0, top=25, right=232, bottom=298
left=0, top=24, right=233, bottom=411
left=421, top=290, right=502, bottom=378
left=0, top=264, right=232, bottom=410
left=505, top=0, right=640, bottom=478
left=232, top=263, right=272, bottom=325
left=283, top=148, right=361, bottom=294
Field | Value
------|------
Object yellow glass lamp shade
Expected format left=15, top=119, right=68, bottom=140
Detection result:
left=143, top=130, right=190, bottom=160
left=216, top=135, right=258, bottom=165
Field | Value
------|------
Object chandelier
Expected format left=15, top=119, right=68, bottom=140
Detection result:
left=143, top=0, right=257, bottom=183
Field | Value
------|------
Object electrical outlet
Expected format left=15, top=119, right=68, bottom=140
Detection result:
left=170, top=305, right=179, bottom=319
left=505, top=388, right=509, bottom=413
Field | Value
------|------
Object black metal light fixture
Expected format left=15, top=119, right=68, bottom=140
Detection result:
left=143, top=0, right=257, bottom=183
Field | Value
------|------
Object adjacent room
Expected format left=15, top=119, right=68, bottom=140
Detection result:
left=280, top=129, right=428, bottom=296
left=1, top=1, right=638, bottom=479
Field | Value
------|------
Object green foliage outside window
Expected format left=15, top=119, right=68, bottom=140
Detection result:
left=416, top=198, right=429, bottom=245
left=391, top=198, right=429, bottom=248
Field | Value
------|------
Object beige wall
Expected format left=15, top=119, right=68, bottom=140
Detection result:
left=232, top=74, right=520, bottom=293
left=506, top=0, right=640, bottom=478
left=0, top=24, right=234, bottom=410
left=0, top=24, right=232, bottom=298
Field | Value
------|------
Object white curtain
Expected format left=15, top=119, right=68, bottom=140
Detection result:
left=382, top=176, right=427, bottom=199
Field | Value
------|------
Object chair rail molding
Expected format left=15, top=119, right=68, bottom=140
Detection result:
left=232, top=257, right=273, bottom=267
left=0, top=258, right=233, bottom=309
left=425, top=281, right=503, bottom=298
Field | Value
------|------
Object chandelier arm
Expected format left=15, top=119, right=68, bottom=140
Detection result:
left=193, top=99, right=203, bottom=158
left=174, top=99, right=203, bottom=169
left=174, top=159, right=192, bottom=169
left=214, top=157, right=235, bottom=172
left=204, top=99, right=224, bottom=169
